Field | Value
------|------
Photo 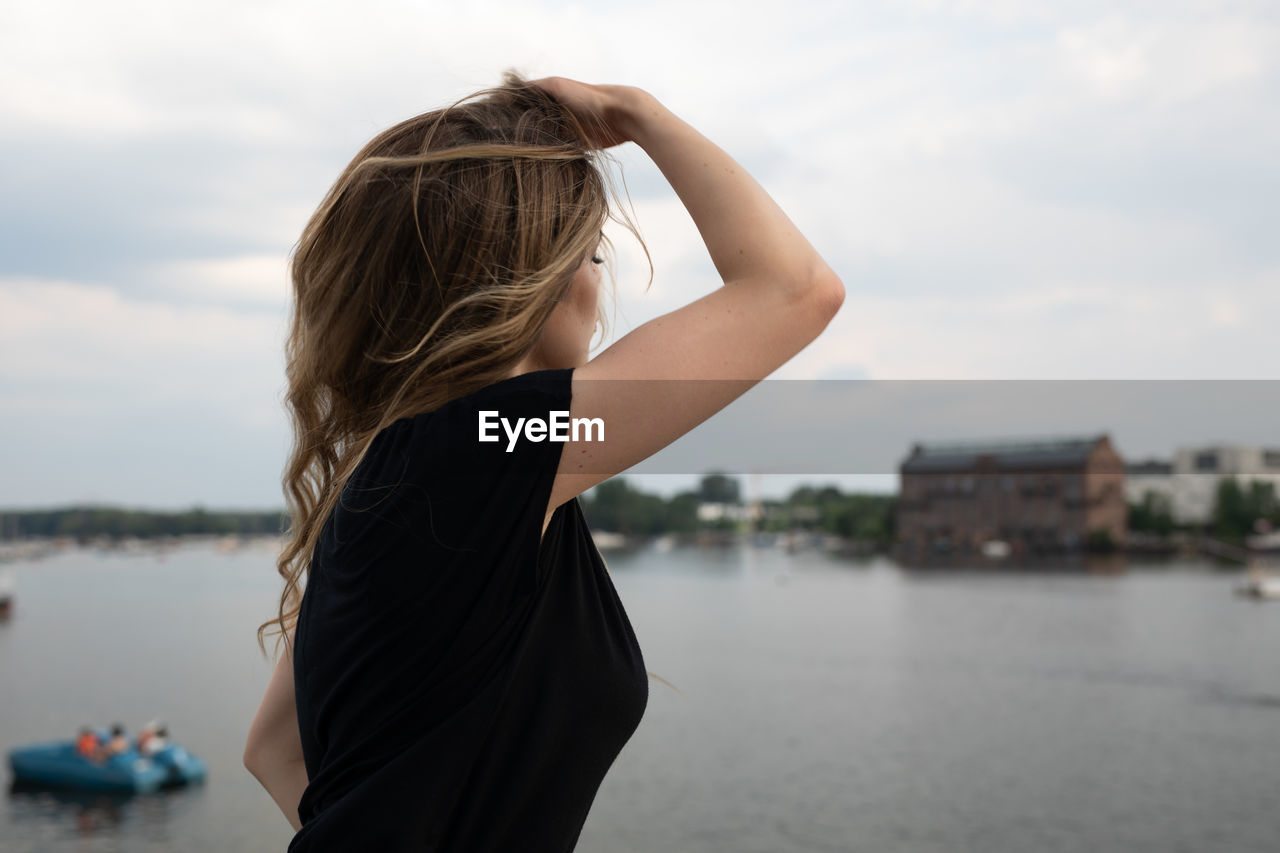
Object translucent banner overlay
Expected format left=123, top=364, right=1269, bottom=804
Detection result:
left=521, top=379, right=1280, bottom=476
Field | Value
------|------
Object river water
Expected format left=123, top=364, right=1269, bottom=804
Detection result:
left=1, top=540, right=1277, bottom=852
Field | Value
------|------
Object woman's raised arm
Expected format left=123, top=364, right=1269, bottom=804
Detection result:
left=532, top=78, right=845, bottom=514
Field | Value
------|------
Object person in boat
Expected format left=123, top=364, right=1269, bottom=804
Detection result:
left=75, top=727, right=101, bottom=761
left=243, top=72, right=844, bottom=850
left=137, top=722, right=169, bottom=756
left=100, top=724, right=130, bottom=759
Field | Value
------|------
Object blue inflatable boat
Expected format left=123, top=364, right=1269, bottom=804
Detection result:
left=8, top=737, right=207, bottom=793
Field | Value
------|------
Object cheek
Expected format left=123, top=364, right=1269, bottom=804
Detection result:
left=574, top=269, right=599, bottom=318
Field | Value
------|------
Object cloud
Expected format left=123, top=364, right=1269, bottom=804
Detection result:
left=1054, top=9, right=1274, bottom=103
left=144, top=254, right=293, bottom=311
left=828, top=265, right=1280, bottom=379
left=0, top=275, right=290, bottom=506
left=0, top=276, right=286, bottom=415
left=2, top=0, right=1279, bottom=506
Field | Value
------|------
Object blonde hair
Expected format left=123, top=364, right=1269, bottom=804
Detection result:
left=258, top=72, right=646, bottom=657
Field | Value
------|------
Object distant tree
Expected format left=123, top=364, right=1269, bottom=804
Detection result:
left=1246, top=479, right=1279, bottom=526
left=697, top=473, right=741, bottom=505
left=773, top=484, right=895, bottom=542
left=581, top=478, right=668, bottom=536
left=1213, top=478, right=1245, bottom=541
left=828, top=494, right=895, bottom=544
left=1087, top=527, right=1116, bottom=551
left=664, top=492, right=701, bottom=534
left=787, top=485, right=818, bottom=505
left=1, top=505, right=286, bottom=541
left=1213, top=478, right=1279, bottom=542
left=1129, top=490, right=1174, bottom=535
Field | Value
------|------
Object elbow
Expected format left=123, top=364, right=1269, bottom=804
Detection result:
left=242, top=729, right=306, bottom=779
left=814, top=268, right=845, bottom=319
left=801, top=266, right=845, bottom=325
left=243, top=731, right=268, bottom=778
left=243, top=742, right=260, bottom=777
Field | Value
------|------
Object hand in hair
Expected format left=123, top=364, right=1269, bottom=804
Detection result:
left=527, top=76, right=652, bottom=150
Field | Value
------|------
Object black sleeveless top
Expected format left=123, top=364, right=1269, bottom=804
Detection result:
left=289, top=368, right=648, bottom=852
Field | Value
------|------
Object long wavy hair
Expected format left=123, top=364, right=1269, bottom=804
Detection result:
left=257, top=72, right=645, bottom=658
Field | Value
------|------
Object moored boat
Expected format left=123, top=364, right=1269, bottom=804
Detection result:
left=8, top=737, right=207, bottom=793
left=0, top=568, right=14, bottom=619
left=1236, top=567, right=1280, bottom=600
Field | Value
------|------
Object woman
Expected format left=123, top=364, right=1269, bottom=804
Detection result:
left=244, top=73, right=843, bottom=851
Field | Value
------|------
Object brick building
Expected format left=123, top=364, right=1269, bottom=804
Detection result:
left=896, top=434, right=1127, bottom=557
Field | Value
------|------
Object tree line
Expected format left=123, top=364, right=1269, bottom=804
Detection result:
left=1128, top=478, right=1279, bottom=544
left=578, top=474, right=896, bottom=544
left=0, top=506, right=287, bottom=542
left=3, top=475, right=1273, bottom=547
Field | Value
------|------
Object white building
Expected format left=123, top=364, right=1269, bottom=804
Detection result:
left=696, top=502, right=761, bottom=524
left=1125, top=459, right=1174, bottom=508
left=1125, top=445, right=1280, bottom=524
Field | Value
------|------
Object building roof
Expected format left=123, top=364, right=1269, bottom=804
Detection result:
left=900, top=435, right=1108, bottom=474
left=1127, top=459, right=1172, bottom=475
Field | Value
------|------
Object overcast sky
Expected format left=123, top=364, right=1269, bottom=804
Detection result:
left=2, top=0, right=1277, bottom=509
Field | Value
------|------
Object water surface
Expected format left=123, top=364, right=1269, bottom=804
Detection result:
left=1, top=542, right=1276, bottom=852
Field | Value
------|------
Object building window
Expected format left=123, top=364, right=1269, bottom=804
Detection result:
left=1195, top=451, right=1218, bottom=471
left=1264, top=449, right=1280, bottom=469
